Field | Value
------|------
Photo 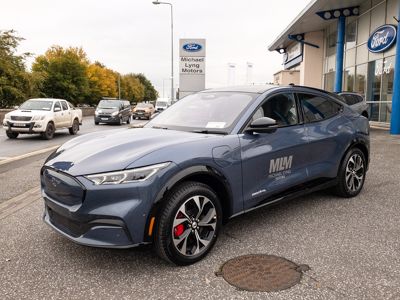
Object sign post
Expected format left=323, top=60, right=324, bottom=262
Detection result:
left=179, top=39, right=206, bottom=99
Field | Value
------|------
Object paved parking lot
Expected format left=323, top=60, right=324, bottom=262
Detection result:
left=0, top=129, right=399, bottom=299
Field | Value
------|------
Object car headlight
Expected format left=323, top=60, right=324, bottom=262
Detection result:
left=111, top=111, right=119, bottom=117
left=85, top=162, right=171, bottom=185
left=32, top=115, right=45, bottom=121
left=95, top=111, right=99, bottom=116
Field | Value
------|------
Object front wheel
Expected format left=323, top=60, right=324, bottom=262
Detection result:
left=41, top=122, right=55, bottom=140
left=69, top=119, right=79, bottom=135
left=334, top=148, right=366, bottom=197
left=6, top=131, right=19, bottom=139
left=154, top=182, right=222, bottom=265
left=126, top=116, right=131, bottom=124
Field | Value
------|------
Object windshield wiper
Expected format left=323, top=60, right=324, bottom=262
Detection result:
left=191, top=129, right=227, bottom=135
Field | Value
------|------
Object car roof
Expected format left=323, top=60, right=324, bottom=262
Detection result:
left=201, top=85, right=280, bottom=94
left=28, top=98, right=66, bottom=102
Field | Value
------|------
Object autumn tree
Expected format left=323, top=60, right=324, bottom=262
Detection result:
left=86, top=62, right=118, bottom=105
left=32, top=46, right=90, bottom=104
left=120, top=73, right=145, bottom=102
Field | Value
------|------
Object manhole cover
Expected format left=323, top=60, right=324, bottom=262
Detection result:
left=218, top=254, right=307, bottom=292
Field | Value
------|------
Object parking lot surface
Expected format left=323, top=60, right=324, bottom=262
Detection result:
left=0, top=129, right=399, bottom=299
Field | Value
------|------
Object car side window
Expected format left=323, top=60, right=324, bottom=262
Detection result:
left=67, top=102, right=75, bottom=109
left=251, top=93, right=298, bottom=127
left=298, top=93, right=341, bottom=123
left=54, top=101, right=61, bottom=111
left=61, top=101, right=68, bottom=111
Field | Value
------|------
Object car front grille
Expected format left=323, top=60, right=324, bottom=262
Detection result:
left=41, top=168, right=85, bottom=206
left=11, top=116, right=32, bottom=121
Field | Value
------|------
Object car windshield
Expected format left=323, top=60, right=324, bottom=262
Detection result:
left=146, top=92, right=256, bottom=134
left=19, top=100, right=53, bottom=111
left=98, top=100, right=120, bottom=109
left=156, top=102, right=167, bottom=107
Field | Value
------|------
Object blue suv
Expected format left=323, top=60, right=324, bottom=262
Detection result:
left=41, top=85, right=370, bottom=265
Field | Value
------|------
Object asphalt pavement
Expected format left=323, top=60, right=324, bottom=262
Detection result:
left=0, top=129, right=399, bottom=299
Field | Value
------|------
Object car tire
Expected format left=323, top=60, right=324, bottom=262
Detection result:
left=334, top=148, right=366, bottom=198
left=6, top=131, right=19, bottom=139
left=41, top=122, right=55, bottom=140
left=127, top=116, right=131, bottom=124
left=69, top=119, right=79, bottom=135
left=94, top=121, right=99, bottom=125
left=154, top=181, right=222, bottom=265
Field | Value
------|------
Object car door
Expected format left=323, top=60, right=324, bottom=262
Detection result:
left=297, top=92, right=347, bottom=180
left=60, top=101, right=71, bottom=127
left=53, top=101, right=63, bottom=128
left=239, top=92, right=309, bottom=210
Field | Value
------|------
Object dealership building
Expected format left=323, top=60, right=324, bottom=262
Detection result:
left=269, top=0, right=400, bottom=133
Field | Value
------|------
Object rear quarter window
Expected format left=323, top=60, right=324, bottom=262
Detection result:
left=298, top=93, right=342, bottom=123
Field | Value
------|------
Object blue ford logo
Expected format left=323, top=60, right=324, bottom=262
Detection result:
left=182, top=43, right=202, bottom=52
left=367, top=25, right=397, bottom=53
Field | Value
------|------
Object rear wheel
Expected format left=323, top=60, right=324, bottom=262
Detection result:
left=334, top=148, right=366, bottom=197
left=69, top=119, right=79, bottom=135
left=41, top=122, right=55, bottom=140
left=6, top=131, right=19, bottom=139
left=154, top=182, right=222, bottom=265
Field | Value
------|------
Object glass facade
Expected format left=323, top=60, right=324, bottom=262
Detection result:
left=323, top=0, right=398, bottom=124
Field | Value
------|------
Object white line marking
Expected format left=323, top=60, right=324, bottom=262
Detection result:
left=0, top=157, right=11, bottom=160
left=0, top=186, right=41, bottom=220
left=0, top=145, right=60, bottom=166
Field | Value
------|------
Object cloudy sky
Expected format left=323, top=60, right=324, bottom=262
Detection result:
left=2, top=0, right=310, bottom=97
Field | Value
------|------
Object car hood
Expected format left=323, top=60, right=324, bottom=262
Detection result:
left=45, top=128, right=215, bottom=176
left=8, top=109, right=49, bottom=116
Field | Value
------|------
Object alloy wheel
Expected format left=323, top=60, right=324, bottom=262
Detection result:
left=172, top=195, right=217, bottom=257
left=345, top=153, right=364, bottom=192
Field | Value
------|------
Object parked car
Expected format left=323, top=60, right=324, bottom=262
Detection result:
left=155, top=98, right=172, bottom=112
left=2, top=98, right=82, bottom=140
left=337, top=92, right=369, bottom=118
left=132, top=102, right=155, bottom=120
left=94, top=100, right=132, bottom=125
left=41, top=85, right=369, bottom=265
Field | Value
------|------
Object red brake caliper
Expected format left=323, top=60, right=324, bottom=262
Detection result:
left=174, top=224, right=185, bottom=237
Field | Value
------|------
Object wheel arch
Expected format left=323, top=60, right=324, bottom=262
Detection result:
left=339, top=139, right=370, bottom=175
left=143, top=165, right=233, bottom=242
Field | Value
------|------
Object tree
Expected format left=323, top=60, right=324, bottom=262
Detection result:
left=86, top=62, right=118, bottom=105
left=135, top=73, right=158, bottom=101
left=0, top=30, right=40, bottom=107
left=32, top=46, right=90, bottom=104
left=120, top=73, right=145, bottom=102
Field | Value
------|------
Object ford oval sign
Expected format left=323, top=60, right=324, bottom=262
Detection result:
left=368, top=25, right=397, bottom=53
left=182, top=43, right=202, bottom=52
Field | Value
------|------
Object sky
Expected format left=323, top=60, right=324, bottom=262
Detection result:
left=1, top=0, right=310, bottom=97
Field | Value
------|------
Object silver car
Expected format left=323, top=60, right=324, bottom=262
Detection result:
left=338, top=92, right=369, bottom=119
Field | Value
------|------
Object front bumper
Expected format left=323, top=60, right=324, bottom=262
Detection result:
left=133, top=112, right=150, bottom=118
left=41, top=165, right=174, bottom=248
left=3, top=120, right=46, bottom=133
left=94, top=115, right=120, bottom=124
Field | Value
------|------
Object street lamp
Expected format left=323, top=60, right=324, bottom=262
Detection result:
left=152, top=1, right=174, bottom=101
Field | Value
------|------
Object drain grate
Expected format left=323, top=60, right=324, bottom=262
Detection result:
left=217, top=254, right=308, bottom=292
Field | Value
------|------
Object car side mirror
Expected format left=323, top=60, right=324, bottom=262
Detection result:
left=54, top=107, right=61, bottom=112
left=245, top=117, right=278, bottom=134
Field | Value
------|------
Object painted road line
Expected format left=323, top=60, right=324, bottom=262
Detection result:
left=0, top=157, right=11, bottom=160
left=0, top=145, right=60, bottom=166
left=0, top=186, right=41, bottom=221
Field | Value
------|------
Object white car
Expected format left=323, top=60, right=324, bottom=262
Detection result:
left=155, top=98, right=172, bottom=112
left=2, top=98, right=83, bottom=140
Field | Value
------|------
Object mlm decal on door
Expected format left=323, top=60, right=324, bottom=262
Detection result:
left=268, top=155, right=293, bottom=180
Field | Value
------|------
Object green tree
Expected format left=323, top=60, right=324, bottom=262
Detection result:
left=120, top=73, right=145, bottom=102
left=0, top=30, right=40, bottom=107
left=32, top=46, right=90, bottom=104
left=135, top=73, right=158, bottom=101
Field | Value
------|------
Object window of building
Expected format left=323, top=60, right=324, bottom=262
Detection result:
left=380, top=56, right=395, bottom=123
left=343, top=67, right=355, bottom=92
left=355, top=63, right=368, bottom=96
left=357, top=12, right=371, bottom=45
left=298, top=93, right=342, bottom=123
left=324, top=72, right=335, bottom=92
left=346, top=21, right=357, bottom=50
